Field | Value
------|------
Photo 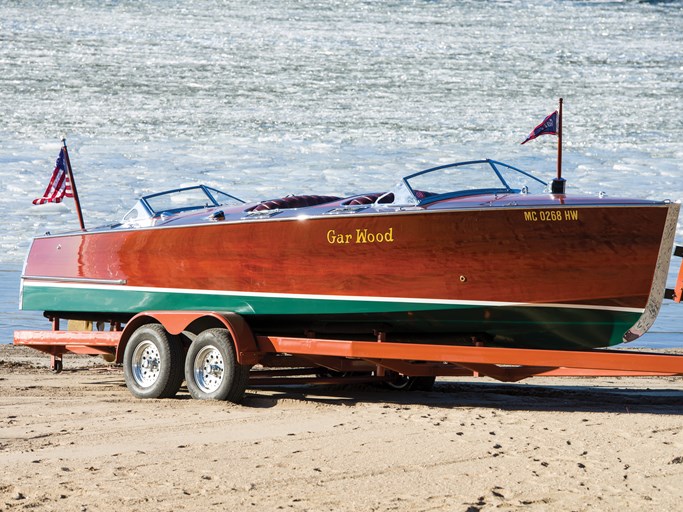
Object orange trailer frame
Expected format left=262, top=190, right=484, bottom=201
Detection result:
left=13, top=327, right=683, bottom=382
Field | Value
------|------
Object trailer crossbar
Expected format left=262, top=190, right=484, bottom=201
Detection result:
left=13, top=330, right=119, bottom=354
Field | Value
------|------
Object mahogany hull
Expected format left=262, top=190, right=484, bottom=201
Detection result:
left=21, top=202, right=679, bottom=350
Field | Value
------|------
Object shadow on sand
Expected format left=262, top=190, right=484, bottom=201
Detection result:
left=242, top=379, right=683, bottom=415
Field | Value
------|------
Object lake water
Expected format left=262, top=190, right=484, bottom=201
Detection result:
left=1, top=0, right=682, bottom=346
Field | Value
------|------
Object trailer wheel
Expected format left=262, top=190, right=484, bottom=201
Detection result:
left=51, top=359, right=63, bottom=374
left=385, top=374, right=436, bottom=392
left=184, top=328, right=250, bottom=403
left=123, top=324, right=184, bottom=399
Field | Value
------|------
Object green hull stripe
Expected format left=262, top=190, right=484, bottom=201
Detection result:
left=20, top=283, right=642, bottom=349
left=21, top=282, right=640, bottom=323
left=21, top=284, right=463, bottom=315
left=21, top=282, right=644, bottom=314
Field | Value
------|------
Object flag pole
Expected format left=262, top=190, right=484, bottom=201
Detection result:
left=61, top=138, right=86, bottom=231
left=557, top=97, right=563, bottom=181
left=551, top=97, right=566, bottom=194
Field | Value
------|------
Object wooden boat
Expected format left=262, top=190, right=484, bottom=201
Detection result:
left=20, top=159, right=680, bottom=351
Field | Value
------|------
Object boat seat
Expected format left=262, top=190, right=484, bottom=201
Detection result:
left=247, top=195, right=341, bottom=212
left=342, top=190, right=434, bottom=205
left=343, top=193, right=395, bottom=205
left=415, top=190, right=436, bottom=200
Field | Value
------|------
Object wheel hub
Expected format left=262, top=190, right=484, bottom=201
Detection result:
left=194, top=347, right=225, bottom=393
left=131, top=340, right=161, bottom=388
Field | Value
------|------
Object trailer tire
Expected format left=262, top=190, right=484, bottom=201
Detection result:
left=410, top=376, right=437, bottom=392
left=123, top=323, right=184, bottom=399
left=184, top=328, right=250, bottom=403
left=51, top=359, right=63, bottom=374
left=385, top=374, right=436, bottom=392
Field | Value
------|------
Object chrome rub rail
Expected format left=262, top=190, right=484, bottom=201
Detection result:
left=22, top=275, right=128, bottom=285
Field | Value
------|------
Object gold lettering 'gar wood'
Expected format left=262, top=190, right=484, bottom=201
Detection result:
left=326, top=227, right=395, bottom=244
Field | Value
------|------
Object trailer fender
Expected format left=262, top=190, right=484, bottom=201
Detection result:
left=116, top=311, right=260, bottom=366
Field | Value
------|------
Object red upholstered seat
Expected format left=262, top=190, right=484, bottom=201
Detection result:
left=248, top=195, right=341, bottom=212
left=414, top=190, right=436, bottom=200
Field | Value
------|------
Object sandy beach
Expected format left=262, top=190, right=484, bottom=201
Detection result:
left=2, top=344, right=683, bottom=512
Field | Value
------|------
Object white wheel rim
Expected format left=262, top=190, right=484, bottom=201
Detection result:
left=194, top=346, right=224, bottom=393
left=132, top=340, right=161, bottom=388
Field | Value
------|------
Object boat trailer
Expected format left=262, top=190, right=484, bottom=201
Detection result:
left=12, top=245, right=683, bottom=400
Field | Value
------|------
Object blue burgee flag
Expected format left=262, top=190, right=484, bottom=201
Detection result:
left=521, top=110, right=558, bottom=145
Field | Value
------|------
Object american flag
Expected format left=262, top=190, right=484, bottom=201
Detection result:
left=33, top=148, right=73, bottom=205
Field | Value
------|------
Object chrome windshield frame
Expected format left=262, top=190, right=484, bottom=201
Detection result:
left=383, top=159, right=548, bottom=206
left=141, top=185, right=245, bottom=217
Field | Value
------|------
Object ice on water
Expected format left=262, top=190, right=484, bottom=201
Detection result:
left=1, top=0, right=681, bottom=342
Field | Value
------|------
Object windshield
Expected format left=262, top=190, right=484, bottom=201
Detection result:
left=145, top=187, right=216, bottom=215
left=143, top=186, right=244, bottom=216
left=121, top=185, right=245, bottom=227
left=389, top=160, right=547, bottom=205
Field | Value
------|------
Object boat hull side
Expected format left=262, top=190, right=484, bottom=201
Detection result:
left=21, top=202, right=677, bottom=350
